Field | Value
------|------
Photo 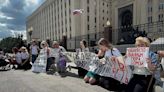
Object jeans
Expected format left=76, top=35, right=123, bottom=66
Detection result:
left=46, top=57, right=54, bottom=71
left=32, top=55, right=38, bottom=63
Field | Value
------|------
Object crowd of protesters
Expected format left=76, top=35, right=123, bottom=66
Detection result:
left=77, top=37, right=164, bottom=92
left=0, top=36, right=164, bottom=92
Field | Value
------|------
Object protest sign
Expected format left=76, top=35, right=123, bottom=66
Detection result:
left=74, top=52, right=96, bottom=70
left=74, top=52, right=132, bottom=84
left=32, top=49, right=47, bottom=73
left=125, top=47, right=149, bottom=67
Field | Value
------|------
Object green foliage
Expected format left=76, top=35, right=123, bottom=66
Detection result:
left=0, top=37, right=25, bottom=53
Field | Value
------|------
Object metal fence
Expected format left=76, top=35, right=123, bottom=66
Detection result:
left=66, top=21, right=164, bottom=53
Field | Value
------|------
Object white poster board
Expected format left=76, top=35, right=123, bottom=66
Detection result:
left=32, top=49, right=47, bottom=73
left=125, top=47, right=149, bottom=67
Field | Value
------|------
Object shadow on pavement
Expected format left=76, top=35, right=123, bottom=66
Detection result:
left=59, top=71, right=79, bottom=78
left=0, top=69, right=9, bottom=71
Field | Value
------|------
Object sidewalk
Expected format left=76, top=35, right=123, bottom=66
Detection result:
left=67, top=62, right=164, bottom=92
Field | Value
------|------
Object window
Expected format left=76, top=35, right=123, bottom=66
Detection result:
left=159, top=14, right=161, bottom=21
left=66, top=28, right=67, bottom=33
left=158, top=14, right=164, bottom=21
left=159, top=3, right=164, bottom=11
left=65, top=10, right=67, bottom=17
left=95, top=17, right=96, bottom=23
left=87, top=7, right=89, bottom=12
left=150, top=16, right=152, bottom=22
left=87, top=0, right=89, bottom=4
left=62, top=20, right=63, bottom=26
left=69, top=8, right=71, bottom=15
left=70, top=26, right=71, bottom=31
left=95, top=34, right=97, bottom=40
left=87, top=16, right=89, bottom=21
left=102, top=2, right=104, bottom=6
left=70, top=33, right=72, bottom=39
left=61, top=12, right=63, bottom=18
left=69, top=43, right=71, bottom=47
left=88, top=25, right=90, bottom=30
left=65, top=18, right=67, bottom=25
left=148, top=6, right=152, bottom=13
left=158, top=28, right=162, bottom=32
left=69, top=17, right=71, bottom=24
left=65, top=2, right=67, bottom=9
left=69, top=0, right=71, bottom=6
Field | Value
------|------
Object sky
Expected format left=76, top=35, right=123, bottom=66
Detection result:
left=0, top=0, right=45, bottom=40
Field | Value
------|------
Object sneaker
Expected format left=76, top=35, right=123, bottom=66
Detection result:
left=54, top=72, right=60, bottom=76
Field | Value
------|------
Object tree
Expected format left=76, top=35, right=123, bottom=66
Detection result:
left=0, top=37, right=26, bottom=53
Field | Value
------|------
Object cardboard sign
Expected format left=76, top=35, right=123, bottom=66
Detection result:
left=125, top=47, right=149, bottom=67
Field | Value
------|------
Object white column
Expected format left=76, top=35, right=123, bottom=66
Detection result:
left=56, top=1, right=59, bottom=40
left=50, top=4, right=52, bottom=40
left=52, top=2, right=55, bottom=40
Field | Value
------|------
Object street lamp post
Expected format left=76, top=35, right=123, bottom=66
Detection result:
left=104, top=20, right=112, bottom=42
left=28, top=27, right=33, bottom=42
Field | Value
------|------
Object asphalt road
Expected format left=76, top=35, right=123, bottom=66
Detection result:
left=0, top=68, right=110, bottom=92
left=0, top=67, right=163, bottom=92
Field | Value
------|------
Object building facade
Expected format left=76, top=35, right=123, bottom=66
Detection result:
left=26, top=0, right=111, bottom=50
left=27, top=0, right=164, bottom=50
left=112, top=0, right=164, bottom=44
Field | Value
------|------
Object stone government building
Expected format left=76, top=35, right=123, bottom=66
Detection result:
left=26, top=0, right=164, bottom=51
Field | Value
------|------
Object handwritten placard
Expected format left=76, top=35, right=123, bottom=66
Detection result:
left=73, top=52, right=132, bottom=84
left=125, top=47, right=149, bottom=67
left=32, top=49, right=47, bottom=73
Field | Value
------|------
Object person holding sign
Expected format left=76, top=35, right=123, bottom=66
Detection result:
left=68, top=40, right=89, bottom=77
left=84, top=38, right=123, bottom=86
left=125, top=37, right=157, bottom=92
left=78, top=40, right=89, bottom=77
left=34, top=41, right=50, bottom=72
left=96, top=38, right=126, bottom=90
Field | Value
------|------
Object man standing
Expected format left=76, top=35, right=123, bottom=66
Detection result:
left=30, top=40, right=40, bottom=63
